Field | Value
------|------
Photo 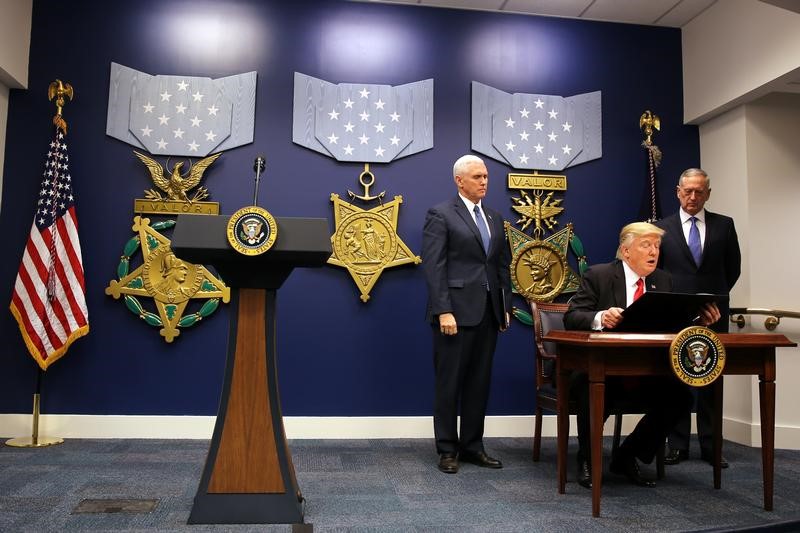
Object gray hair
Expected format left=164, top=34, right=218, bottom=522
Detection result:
left=678, top=168, right=711, bottom=189
left=453, top=154, right=484, bottom=179
left=616, top=222, right=665, bottom=259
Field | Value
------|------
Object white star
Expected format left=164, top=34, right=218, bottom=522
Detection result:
left=533, top=120, right=544, bottom=131
left=328, top=109, right=340, bottom=120
left=142, top=102, right=154, bottom=113
left=359, top=88, right=370, bottom=98
left=374, top=99, right=385, bottom=110
left=192, top=91, right=204, bottom=102
left=158, top=114, right=170, bottom=125
left=548, top=131, right=558, bottom=142
left=374, top=122, right=385, bottom=133
left=505, top=140, right=516, bottom=151
left=562, top=122, right=573, bottom=132
left=519, top=131, right=530, bottom=141
left=344, top=121, right=355, bottom=133
left=327, top=133, right=339, bottom=144
left=173, top=127, right=185, bottom=139
left=141, top=125, right=152, bottom=137
left=519, top=154, right=529, bottom=164
left=389, top=111, right=400, bottom=122
left=534, top=98, right=544, bottom=109
left=389, top=135, right=400, bottom=146
left=160, top=90, right=172, bottom=102
left=344, top=144, right=354, bottom=155
left=205, top=130, right=217, bottom=141
left=175, top=103, right=187, bottom=114
left=156, top=138, right=168, bottom=150
left=548, top=109, right=559, bottom=119
left=176, top=80, right=189, bottom=91
left=562, top=145, right=573, bottom=155
left=534, top=143, right=544, bottom=153
left=519, top=107, right=530, bottom=118
left=358, top=133, right=370, bottom=144
left=374, top=145, right=385, bottom=157
left=343, top=98, right=354, bottom=109
left=187, top=140, right=200, bottom=152
left=207, top=104, right=219, bottom=116
left=359, top=110, right=370, bottom=121
left=190, top=116, right=202, bottom=127
left=505, top=117, right=516, bottom=128
left=548, top=155, right=558, bottom=166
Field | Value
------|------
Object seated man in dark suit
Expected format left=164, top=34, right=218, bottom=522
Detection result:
left=565, top=222, right=720, bottom=489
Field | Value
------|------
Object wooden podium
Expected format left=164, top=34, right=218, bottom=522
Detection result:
left=544, top=330, right=796, bottom=517
left=171, top=214, right=331, bottom=525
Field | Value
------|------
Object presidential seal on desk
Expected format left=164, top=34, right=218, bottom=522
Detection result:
left=670, top=326, right=726, bottom=387
left=226, top=205, right=278, bottom=256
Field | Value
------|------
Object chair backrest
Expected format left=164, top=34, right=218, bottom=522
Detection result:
left=531, top=301, right=570, bottom=386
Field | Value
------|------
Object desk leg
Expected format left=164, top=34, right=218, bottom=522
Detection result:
left=590, top=379, right=604, bottom=518
left=760, top=377, right=775, bottom=511
left=557, top=368, right=569, bottom=494
left=713, top=379, right=723, bottom=489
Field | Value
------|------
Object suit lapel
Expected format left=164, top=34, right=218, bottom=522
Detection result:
left=612, top=261, right=627, bottom=307
left=671, top=214, right=697, bottom=268
left=452, top=197, right=485, bottom=253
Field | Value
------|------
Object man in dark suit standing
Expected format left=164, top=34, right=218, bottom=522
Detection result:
left=565, top=222, right=719, bottom=488
left=656, top=168, right=741, bottom=468
left=422, top=154, right=511, bottom=474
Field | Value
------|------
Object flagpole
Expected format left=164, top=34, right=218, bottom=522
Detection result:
left=6, top=369, right=64, bottom=448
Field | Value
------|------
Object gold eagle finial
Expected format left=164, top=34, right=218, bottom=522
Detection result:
left=48, top=79, right=74, bottom=134
left=134, top=151, right=221, bottom=203
left=639, top=110, right=661, bottom=146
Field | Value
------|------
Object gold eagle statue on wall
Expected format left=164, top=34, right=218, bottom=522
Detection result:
left=134, top=151, right=221, bottom=203
left=639, top=110, right=661, bottom=146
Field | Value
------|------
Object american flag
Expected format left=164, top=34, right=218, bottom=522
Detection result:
left=9, top=129, right=89, bottom=370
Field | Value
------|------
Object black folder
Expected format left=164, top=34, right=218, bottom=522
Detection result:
left=618, top=291, right=728, bottom=333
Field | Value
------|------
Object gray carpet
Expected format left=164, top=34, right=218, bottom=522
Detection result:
left=1, top=437, right=800, bottom=532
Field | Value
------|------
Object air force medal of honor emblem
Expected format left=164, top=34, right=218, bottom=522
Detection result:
left=670, top=326, right=726, bottom=387
left=227, top=206, right=278, bottom=255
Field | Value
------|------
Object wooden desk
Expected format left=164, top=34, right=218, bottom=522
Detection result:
left=543, top=331, right=796, bottom=517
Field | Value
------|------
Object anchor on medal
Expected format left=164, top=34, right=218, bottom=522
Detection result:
left=348, top=164, right=386, bottom=203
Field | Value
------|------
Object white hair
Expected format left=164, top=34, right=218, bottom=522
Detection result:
left=678, top=168, right=711, bottom=189
left=453, top=154, right=484, bottom=179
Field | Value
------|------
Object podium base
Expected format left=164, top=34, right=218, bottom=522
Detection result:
left=6, top=436, right=64, bottom=448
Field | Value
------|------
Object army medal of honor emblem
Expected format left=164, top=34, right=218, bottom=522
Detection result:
left=226, top=206, right=278, bottom=256
left=670, top=326, right=726, bottom=387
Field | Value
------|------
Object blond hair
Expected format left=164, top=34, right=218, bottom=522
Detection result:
left=616, top=222, right=665, bottom=259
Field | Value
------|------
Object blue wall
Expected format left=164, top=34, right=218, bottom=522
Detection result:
left=0, top=0, right=698, bottom=416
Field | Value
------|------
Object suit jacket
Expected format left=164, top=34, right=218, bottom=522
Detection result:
left=564, top=260, right=672, bottom=331
left=655, top=211, right=740, bottom=331
left=422, top=196, right=511, bottom=327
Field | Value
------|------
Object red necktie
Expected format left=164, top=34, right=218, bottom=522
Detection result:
left=633, top=278, right=644, bottom=302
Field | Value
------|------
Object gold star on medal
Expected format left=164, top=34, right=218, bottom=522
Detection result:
left=328, top=194, right=421, bottom=302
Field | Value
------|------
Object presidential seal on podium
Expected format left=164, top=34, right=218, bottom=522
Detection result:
left=226, top=205, right=278, bottom=256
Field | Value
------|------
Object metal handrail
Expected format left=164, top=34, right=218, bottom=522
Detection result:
left=730, top=307, right=800, bottom=331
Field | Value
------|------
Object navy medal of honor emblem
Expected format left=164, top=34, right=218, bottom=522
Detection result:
left=670, top=326, right=726, bottom=387
left=226, top=206, right=278, bottom=256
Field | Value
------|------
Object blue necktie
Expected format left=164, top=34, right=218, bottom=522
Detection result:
left=688, top=216, right=702, bottom=266
left=473, top=205, right=490, bottom=254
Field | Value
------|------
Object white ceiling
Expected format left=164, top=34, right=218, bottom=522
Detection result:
left=358, top=0, right=718, bottom=28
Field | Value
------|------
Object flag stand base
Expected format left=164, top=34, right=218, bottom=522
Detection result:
left=4, top=393, right=63, bottom=448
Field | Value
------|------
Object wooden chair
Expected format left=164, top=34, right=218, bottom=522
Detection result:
left=530, top=301, right=664, bottom=478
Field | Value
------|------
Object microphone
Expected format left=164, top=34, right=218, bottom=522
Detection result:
left=254, top=155, right=266, bottom=173
left=252, top=155, right=266, bottom=206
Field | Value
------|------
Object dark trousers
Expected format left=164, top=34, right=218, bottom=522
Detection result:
left=572, top=373, right=694, bottom=465
left=432, top=299, right=498, bottom=455
left=668, top=384, right=715, bottom=454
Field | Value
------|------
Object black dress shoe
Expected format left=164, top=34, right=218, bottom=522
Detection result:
left=664, top=448, right=689, bottom=465
left=577, top=459, right=592, bottom=489
left=700, top=451, right=729, bottom=469
left=610, top=454, right=656, bottom=488
left=460, top=450, right=503, bottom=469
left=438, top=453, right=459, bottom=474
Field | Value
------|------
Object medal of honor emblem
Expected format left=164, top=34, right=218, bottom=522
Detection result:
left=670, top=326, right=726, bottom=387
left=227, top=206, right=278, bottom=256
left=511, top=241, right=567, bottom=302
